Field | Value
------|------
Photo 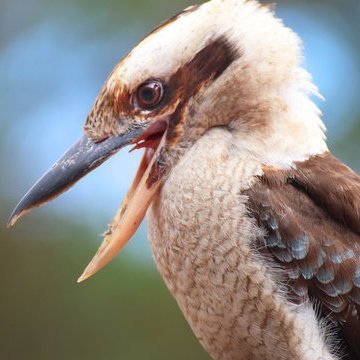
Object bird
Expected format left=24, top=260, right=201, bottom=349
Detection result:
left=7, top=0, right=360, bottom=359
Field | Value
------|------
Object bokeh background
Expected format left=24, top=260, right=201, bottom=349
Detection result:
left=1, top=0, right=359, bottom=358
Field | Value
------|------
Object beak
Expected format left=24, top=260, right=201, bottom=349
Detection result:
left=8, top=121, right=168, bottom=282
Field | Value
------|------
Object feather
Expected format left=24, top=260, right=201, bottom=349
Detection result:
left=245, top=152, right=360, bottom=359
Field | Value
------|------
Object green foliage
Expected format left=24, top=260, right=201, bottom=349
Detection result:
left=0, top=214, right=209, bottom=359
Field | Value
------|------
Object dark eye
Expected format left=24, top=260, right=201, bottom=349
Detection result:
left=136, top=81, right=164, bottom=110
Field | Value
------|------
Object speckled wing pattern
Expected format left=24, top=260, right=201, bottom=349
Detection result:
left=245, top=152, right=360, bottom=359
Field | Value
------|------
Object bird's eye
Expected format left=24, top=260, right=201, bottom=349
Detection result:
left=135, top=81, right=164, bottom=110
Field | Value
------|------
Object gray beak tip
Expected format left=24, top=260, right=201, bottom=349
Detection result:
left=7, top=185, right=46, bottom=228
left=7, top=128, right=144, bottom=228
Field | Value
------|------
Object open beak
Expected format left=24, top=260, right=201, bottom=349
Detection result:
left=8, top=120, right=168, bottom=282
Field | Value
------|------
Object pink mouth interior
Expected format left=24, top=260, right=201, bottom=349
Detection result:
left=131, top=120, right=168, bottom=151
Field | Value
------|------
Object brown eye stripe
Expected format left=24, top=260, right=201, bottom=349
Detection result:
left=173, top=36, right=237, bottom=89
left=119, top=36, right=237, bottom=121
left=166, top=36, right=238, bottom=138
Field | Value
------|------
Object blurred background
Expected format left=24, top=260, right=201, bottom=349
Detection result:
left=1, top=0, right=359, bottom=358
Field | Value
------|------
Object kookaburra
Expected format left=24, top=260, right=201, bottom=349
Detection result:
left=8, top=0, right=360, bottom=359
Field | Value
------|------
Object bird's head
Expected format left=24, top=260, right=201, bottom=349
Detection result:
left=8, top=0, right=327, bottom=281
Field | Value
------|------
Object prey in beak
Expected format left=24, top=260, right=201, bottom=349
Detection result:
left=8, top=80, right=170, bottom=282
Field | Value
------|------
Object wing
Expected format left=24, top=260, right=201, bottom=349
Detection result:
left=245, top=152, right=360, bottom=359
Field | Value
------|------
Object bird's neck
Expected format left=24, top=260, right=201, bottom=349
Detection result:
left=232, top=91, right=328, bottom=169
left=147, top=127, right=334, bottom=359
